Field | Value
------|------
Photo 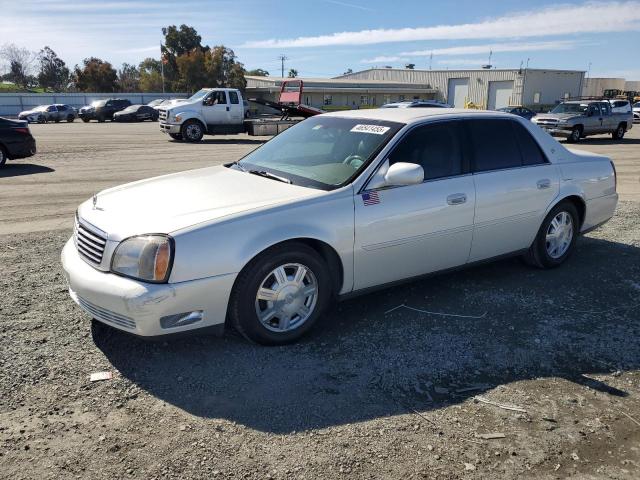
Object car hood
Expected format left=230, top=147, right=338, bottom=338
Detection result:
left=534, top=113, right=580, bottom=122
left=19, top=109, right=42, bottom=116
left=77, top=165, right=324, bottom=240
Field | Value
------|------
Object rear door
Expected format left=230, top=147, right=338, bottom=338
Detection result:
left=227, top=91, right=244, bottom=124
left=467, top=118, right=559, bottom=262
left=354, top=120, right=475, bottom=289
left=585, top=103, right=602, bottom=134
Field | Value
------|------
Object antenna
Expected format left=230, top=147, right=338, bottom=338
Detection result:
left=586, top=61, right=592, bottom=79
left=278, top=54, right=289, bottom=78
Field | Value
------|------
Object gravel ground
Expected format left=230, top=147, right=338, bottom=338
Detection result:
left=1, top=122, right=639, bottom=479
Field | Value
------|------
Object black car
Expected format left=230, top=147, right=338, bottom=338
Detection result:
left=496, top=106, right=536, bottom=120
left=78, top=99, right=132, bottom=122
left=113, top=105, right=159, bottom=122
left=0, top=117, right=37, bottom=168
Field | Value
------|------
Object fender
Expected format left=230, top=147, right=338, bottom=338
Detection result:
left=172, top=110, right=207, bottom=128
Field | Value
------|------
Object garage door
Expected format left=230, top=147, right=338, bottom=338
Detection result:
left=447, top=78, right=469, bottom=108
left=487, top=80, right=514, bottom=110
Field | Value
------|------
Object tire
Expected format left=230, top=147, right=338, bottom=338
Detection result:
left=522, top=201, right=579, bottom=269
left=67, top=115, right=75, bottom=123
left=567, top=126, right=582, bottom=143
left=38, top=115, right=46, bottom=124
left=54, top=117, right=60, bottom=123
left=169, top=133, right=183, bottom=141
left=228, top=243, right=333, bottom=345
left=82, top=118, right=90, bottom=123
left=0, top=146, right=7, bottom=168
left=181, top=120, right=205, bottom=142
left=97, top=114, right=106, bottom=123
left=612, top=123, right=625, bottom=140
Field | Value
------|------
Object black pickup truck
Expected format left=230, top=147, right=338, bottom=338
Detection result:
left=78, top=99, right=132, bottom=122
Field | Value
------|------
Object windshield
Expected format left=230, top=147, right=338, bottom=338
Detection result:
left=187, top=89, right=210, bottom=102
left=33, top=105, right=48, bottom=112
left=634, top=102, right=640, bottom=108
left=237, top=116, right=402, bottom=189
left=122, top=105, right=139, bottom=112
left=551, top=103, right=588, bottom=114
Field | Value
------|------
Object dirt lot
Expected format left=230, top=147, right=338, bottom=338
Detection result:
left=1, top=122, right=639, bottom=479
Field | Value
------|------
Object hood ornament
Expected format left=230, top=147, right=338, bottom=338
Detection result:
left=92, top=194, right=103, bottom=211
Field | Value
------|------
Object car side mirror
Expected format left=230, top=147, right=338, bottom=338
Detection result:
left=384, top=162, right=424, bottom=187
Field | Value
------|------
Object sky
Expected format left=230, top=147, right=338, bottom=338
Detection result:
left=1, top=0, right=640, bottom=80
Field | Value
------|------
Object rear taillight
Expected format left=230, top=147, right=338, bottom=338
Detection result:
left=610, top=160, right=617, bottom=191
left=13, top=127, right=30, bottom=134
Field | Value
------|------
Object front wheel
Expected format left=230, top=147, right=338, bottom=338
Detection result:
left=82, top=118, right=90, bottom=123
left=67, top=115, right=75, bottom=123
left=0, top=146, right=7, bottom=168
left=567, top=126, right=581, bottom=143
left=181, top=120, right=204, bottom=142
left=523, top=201, right=579, bottom=269
left=169, top=133, right=183, bottom=141
left=612, top=124, right=625, bottom=140
left=228, top=243, right=333, bottom=345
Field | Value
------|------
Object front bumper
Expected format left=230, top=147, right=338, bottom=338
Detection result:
left=536, top=125, right=572, bottom=137
left=61, top=239, right=236, bottom=337
left=78, top=111, right=96, bottom=120
left=159, top=122, right=182, bottom=134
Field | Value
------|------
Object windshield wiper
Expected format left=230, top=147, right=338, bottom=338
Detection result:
left=248, top=169, right=292, bottom=184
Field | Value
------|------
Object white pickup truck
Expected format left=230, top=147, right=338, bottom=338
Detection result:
left=159, top=88, right=247, bottom=141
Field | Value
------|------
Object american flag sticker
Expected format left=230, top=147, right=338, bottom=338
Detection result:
left=362, top=191, right=380, bottom=206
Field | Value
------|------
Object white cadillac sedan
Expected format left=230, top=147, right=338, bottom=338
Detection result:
left=61, top=109, right=618, bottom=345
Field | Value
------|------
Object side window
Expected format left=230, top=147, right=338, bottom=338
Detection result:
left=47, top=106, right=56, bottom=112
left=205, top=91, right=227, bottom=105
left=511, top=122, right=548, bottom=166
left=57, top=105, right=66, bottom=111
left=467, top=119, right=522, bottom=172
left=388, top=122, right=464, bottom=181
left=587, top=104, right=600, bottom=116
left=600, top=103, right=611, bottom=115
left=229, top=91, right=239, bottom=104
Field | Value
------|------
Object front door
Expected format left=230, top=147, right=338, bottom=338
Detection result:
left=354, top=121, right=475, bottom=290
left=466, top=118, right=560, bottom=262
left=203, top=91, right=230, bottom=127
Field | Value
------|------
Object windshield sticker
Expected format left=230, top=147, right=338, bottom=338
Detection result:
left=350, top=124, right=390, bottom=135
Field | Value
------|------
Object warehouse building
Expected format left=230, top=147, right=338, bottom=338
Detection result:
left=245, top=75, right=437, bottom=113
left=582, top=77, right=626, bottom=97
left=335, top=68, right=586, bottom=111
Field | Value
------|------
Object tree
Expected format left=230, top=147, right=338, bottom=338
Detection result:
left=37, top=47, right=69, bottom=91
left=175, top=48, right=208, bottom=92
left=162, top=24, right=204, bottom=56
left=139, top=58, right=164, bottom=92
left=246, top=68, right=269, bottom=76
left=287, top=68, right=298, bottom=78
left=74, top=57, right=118, bottom=92
left=405, top=63, right=416, bottom=70
left=206, top=46, right=246, bottom=90
left=118, top=63, right=140, bottom=92
left=0, top=44, right=36, bottom=89
left=342, top=68, right=353, bottom=75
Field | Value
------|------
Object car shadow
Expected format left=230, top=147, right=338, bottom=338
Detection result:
left=0, top=163, right=54, bottom=178
left=98, top=235, right=640, bottom=434
left=560, top=137, right=640, bottom=145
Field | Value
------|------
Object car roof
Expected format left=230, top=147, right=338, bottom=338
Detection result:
left=322, top=107, right=514, bottom=125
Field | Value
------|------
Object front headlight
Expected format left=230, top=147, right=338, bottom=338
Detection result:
left=111, top=235, right=174, bottom=283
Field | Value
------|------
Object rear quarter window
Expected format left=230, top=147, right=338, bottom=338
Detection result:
left=511, top=122, right=548, bottom=166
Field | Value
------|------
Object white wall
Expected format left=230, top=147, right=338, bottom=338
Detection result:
left=523, top=70, right=585, bottom=108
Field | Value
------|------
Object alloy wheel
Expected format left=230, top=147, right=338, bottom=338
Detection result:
left=254, top=263, right=318, bottom=333
left=545, top=211, right=574, bottom=259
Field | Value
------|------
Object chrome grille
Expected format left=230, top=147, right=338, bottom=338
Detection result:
left=158, top=109, right=167, bottom=122
left=535, top=118, right=559, bottom=127
left=76, top=294, right=136, bottom=330
left=75, top=218, right=107, bottom=265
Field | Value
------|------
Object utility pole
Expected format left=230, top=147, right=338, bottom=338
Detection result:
left=160, top=42, right=165, bottom=94
left=278, top=54, right=288, bottom=78
left=429, top=52, right=433, bottom=70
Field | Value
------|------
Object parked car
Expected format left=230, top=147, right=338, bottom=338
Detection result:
left=0, top=117, right=36, bottom=168
left=78, top=99, right=131, bottom=122
left=608, top=99, right=632, bottom=114
left=18, top=104, right=76, bottom=123
left=531, top=100, right=633, bottom=142
left=496, top=106, right=536, bottom=120
left=150, top=98, right=187, bottom=111
left=113, top=105, right=159, bottom=122
left=62, top=109, right=617, bottom=345
left=632, top=102, right=640, bottom=123
left=147, top=99, right=166, bottom=108
left=381, top=100, right=452, bottom=108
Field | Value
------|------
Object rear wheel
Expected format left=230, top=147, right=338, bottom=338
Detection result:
left=523, top=201, right=579, bottom=269
left=612, top=123, right=625, bottom=140
left=228, top=243, right=332, bottom=345
left=181, top=120, right=204, bottom=142
left=0, top=146, right=7, bottom=168
left=567, top=126, right=582, bottom=143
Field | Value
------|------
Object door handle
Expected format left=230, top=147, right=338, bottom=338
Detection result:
left=226, top=106, right=230, bottom=112
left=446, top=193, right=467, bottom=205
left=537, top=179, right=551, bottom=189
